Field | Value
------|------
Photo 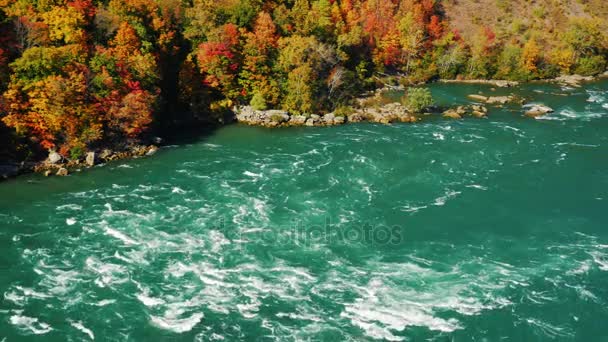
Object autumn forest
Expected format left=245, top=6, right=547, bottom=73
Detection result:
left=0, top=0, right=607, bottom=162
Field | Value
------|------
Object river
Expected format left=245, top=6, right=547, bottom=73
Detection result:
left=1, top=80, right=607, bottom=341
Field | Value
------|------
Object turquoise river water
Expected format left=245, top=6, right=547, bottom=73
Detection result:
left=1, top=80, right=608, bottom=341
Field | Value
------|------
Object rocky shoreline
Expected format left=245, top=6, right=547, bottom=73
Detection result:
left=5, top=72, right=604, bottom=181
left=1, top=144, right=160, bottom=180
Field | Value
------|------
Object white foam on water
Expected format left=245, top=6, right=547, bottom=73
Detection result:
left=243, top=171, right=263, bottom=178
left=104, top=226, right=139, bottom=245
left=70, top=320, right=95, bottom=340
left=9, top=314, right=53, bottom=335
left=85, top=257, right=129, bottom=288
left=172, top=187, right=186, bottom=194
left=525, top=318, right=573, bottom=339
left=56, top=204, right=82, bottom=211
left=589, top=251, right=608, bottom=271
left=433, top=190, right=461, bottom=206
left=92, top=299, right=116, bottom=307
left=150, top=312, right=204, bottom=333
left=466, top=184, right=488, bottom=191
left=4, top=286, right=55, bottom=308
left=66, top=218, right=77, bottom=226
left=137, top=293, right=166, bottom=307
left=341, top=279, right=463, bottom=341
left=433, top=132, right=445, bottom=141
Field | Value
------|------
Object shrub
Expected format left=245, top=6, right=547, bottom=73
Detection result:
left=401, top=87, right=433, bottom=113
left=250, top=92, right=268, bottom=110
left=270, top=113, right=283, bottom=123
left=574, top=56, right=607, bottom=76
left=334, top=105, right=354, bottom=117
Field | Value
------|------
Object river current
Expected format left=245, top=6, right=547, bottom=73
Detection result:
left=1, top=81, right=608, bottom=341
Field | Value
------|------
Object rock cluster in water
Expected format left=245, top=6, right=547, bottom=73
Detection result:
left=523, top=104, right=554, bottom=117
left=443, top=105, right=488, bottom=119
left=467, top=94, right=519, bottom=105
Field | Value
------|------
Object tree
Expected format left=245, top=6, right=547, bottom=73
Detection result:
left=521, top=39, right=541, bottom=76
left=240, top=12, right=279, bottom=106
left=401, top=87, right=433, bottom=113
left=195, top=23, right=241, bottom=99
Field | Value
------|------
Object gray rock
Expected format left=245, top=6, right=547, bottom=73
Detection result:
left=310, top=114, right=321, bottom=121
left=468, top=94, right=488, bottom=103
left=485, top=96, right=514, bottom=105
left=153, top=136, right=163, bottom=144
left=305, top=118, right=315, bottom=127
left=524, top=104, right=554, bottom=117
left=555, top=74, right=594, bottom=87
left=468, top=94, right=515, bottom=105
left=56, top=168, right=69, bottom=176
left=48, top=151, right=62, bottom=164
left=100, top=149, right=113, bottom=160
left=333, top=116, right=346, bottom=124
left=85, top=152, right=96, bottom=167
left=290, top=115, right=307, bottom=125
left=146, top=145, right=159, bottom=156
left=323, top=113, right=336, bottom=124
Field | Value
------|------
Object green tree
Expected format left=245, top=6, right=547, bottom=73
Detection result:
left=402, top=87, right=433, bottom=113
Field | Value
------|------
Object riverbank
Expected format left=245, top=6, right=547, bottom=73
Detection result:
left=2, top=73, right=605, bottom=180
left=0, top=144, right=161, bottom=180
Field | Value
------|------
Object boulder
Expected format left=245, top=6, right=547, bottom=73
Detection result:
left=524, top=104, right=554, bottom=117
left=555, top=74, right=594, bottom=87
left=333, top=116, right=346, bottom=125
left=56, top=168, right=69, bottom=176
left=468, top=94, right=514, bottom=105
left=468, top=94, right=488, bottom=102
left=146, top=145, right=159, bottom=156
left=47, top=151, right=62, bottom=164
left=323, top=113, right=336, bottom=124
left=290, top=115, right=307, bottom=125
left=310, top=114, right=321, bottom=122
left=305, top=118, right=315, bottom=127
left=43, top=170, right=52, bottom=177
left=347, top=113, right=365, bottom=123
left=471, top=105, right=488, bottom=118
left=85, top=152, right=96, bottom=167
left=443, top=109, right=462, bottom=119
left=485, top=96, right=514, bottom=105
left=100, top=149, right=113, bottom=160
